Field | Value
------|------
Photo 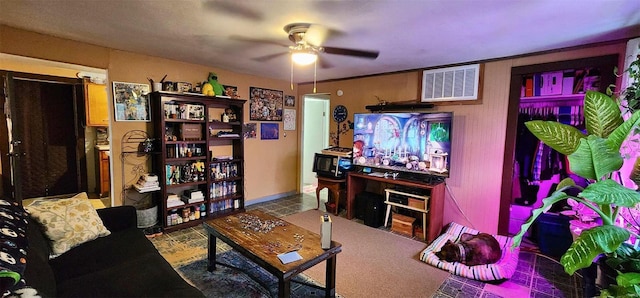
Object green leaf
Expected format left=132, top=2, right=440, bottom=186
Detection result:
left=511, top=191, right=569, bottom=248
left=606, top=111, right=640, bottom=151
left=601, top=284, right=640, bottom=297
left=617, top=272, right=640, bottom=287
left=579, top=179, right=640, bottom=207
left=584, top=91, right=623, bottom=138
left=560, top=225, right=630, bottom=275
left=630, top=157, right=640, bottom=186
left=568, top=136, right=623, bottom=179
left=524, top=121, right=585, bottom=155
left=556, top=177, right=577, bottom=191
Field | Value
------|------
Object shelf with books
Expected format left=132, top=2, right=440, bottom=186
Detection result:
left=151, top=91, right=246, bottom=231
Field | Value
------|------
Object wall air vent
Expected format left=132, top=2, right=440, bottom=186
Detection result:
left=421, top=63, right=483, bottom=103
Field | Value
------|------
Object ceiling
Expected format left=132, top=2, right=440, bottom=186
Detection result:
left=1, top=0, right=640, bottom=83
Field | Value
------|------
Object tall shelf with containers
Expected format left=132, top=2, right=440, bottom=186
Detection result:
left=151, top=91, right=246, bottom=232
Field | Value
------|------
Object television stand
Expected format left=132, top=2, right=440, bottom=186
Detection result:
left=346, top=172, right=445, bottom=242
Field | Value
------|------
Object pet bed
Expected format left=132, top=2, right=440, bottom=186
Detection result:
left=420, top=222, right=519, bottom=281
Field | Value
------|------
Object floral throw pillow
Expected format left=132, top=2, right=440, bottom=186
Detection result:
left=25, top=193, right=110, bottom=258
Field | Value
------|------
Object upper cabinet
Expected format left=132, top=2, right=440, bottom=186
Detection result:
left=85, top=82, right=109, bottom=126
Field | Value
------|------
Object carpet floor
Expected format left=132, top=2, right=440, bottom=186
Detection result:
left=178, top=250, right=337, bottom=298
left=282, top=209, right=450, bottom=298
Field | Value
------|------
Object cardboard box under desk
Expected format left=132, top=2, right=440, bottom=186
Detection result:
left=391, top=213, right=415, bottom=237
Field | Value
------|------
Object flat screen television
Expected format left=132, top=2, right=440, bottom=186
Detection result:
left=352, top=112, right=452, bottom=178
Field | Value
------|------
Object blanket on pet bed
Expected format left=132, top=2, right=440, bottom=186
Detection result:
left=420, top=222, right=519, bottom=281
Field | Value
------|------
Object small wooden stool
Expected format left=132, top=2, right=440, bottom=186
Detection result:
left=315, top=176, right=346, bottom=215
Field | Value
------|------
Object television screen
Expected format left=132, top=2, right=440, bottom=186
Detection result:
left=352, top=112, right=452, bottom=178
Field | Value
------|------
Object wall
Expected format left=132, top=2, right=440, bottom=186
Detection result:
left=297, top=42, right=627, bottom=234
left=1, top=26, right=299, bottom=206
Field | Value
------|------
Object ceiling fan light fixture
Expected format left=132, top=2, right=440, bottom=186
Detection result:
left=291, top=49, right=317, bottom=66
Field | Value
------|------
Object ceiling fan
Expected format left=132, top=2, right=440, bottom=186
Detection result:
left=238, top=23, right=380, bottom=68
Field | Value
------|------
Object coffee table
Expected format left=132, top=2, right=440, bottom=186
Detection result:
left=203, top=210, right=342, bottom=298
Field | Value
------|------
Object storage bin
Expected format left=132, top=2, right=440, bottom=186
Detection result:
left=137, top=205, right=158, bottom=228
left=391, top=213, right=415, bottom=237
left=535, top=212, right=572, bottom=258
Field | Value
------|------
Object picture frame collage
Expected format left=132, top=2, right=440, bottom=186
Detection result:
left=248, top=87, right=296, bottom=140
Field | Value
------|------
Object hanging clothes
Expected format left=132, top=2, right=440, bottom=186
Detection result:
left=513, top=100, right=582, bottom=206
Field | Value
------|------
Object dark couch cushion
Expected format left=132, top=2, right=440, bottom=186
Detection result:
left=48, top=227, right=158, bottom=282
left=96, top=206, right=137, bottom=232
left=56, top=253, right=204, bottom=297
left=22, top=249, right=55, bottom=297
left=23, top=212, right=56, bottom=297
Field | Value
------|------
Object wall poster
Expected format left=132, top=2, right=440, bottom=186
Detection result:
left=283, top=109, right=296, bottom=131
left=113, top=81, right=151, bottom=121
left=249, top=86, right=283, bottom=121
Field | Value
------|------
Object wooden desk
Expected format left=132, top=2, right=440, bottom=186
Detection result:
left=346, top=172, right=445, bottom=242
left=204, top=210, right=342, bottom=298
left=316, top=176, right=346, bottom=215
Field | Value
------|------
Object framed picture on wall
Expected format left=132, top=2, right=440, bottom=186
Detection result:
left=284, top=109, right=296, bottom=131
left=285, top=95, right=295, bottom=107
left=260, top=123, right=279, bottom=140
left=113, top=81, right=151, bottom=121
left=249, top=86, right=283, bottom=121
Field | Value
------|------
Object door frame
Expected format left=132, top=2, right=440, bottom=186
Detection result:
left=1, top=54, right=110, bottom=203
left=497, top=54, right=620, bottom=234
left=299, top=93, right=330, bottom=192
left=3, top=71, right=86, bottom=201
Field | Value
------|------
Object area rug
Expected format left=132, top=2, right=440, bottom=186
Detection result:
left=177, top=249, right=339, bottom=298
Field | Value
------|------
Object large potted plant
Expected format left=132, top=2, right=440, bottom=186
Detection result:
left=511, top=89, right=640, bottom=297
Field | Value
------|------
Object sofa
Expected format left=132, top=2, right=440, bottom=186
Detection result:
left=22, top=204, right=204, bottom=297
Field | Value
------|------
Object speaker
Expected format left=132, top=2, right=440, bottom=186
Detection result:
left=355, top=192, right=374, bottom=220
left=355, top=192, right=384, bottom=228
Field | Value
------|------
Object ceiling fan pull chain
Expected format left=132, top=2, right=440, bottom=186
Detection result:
left=313, top=59, right=317, bottom=93
left=290, top=57, right=294, bottom=90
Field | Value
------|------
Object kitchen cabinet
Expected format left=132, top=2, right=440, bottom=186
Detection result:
left=95, top=146, right=110, bottom=197
left=85, top=82, right=109, bottom=126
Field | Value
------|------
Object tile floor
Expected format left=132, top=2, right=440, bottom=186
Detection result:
left=152, top=192, right=584, bottom=298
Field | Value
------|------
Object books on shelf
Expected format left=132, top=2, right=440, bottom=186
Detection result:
left=182, top=190, right=204, bottom=204
left=134, top=173, right=160, bottom=193
left=167, top=193, right=185, bottom=208
left=134, top=184, right=161, bottom=193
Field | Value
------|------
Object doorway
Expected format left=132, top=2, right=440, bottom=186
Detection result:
left=498, top=54, right=618, bottom=236
left=300, top=94, right=330, bottom=194
left=2, top=72, right=86, bottom=201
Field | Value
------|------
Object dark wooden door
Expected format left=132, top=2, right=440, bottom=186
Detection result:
left=3, top=72, right=87, bottom=201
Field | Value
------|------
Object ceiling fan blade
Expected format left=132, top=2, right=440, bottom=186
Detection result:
left=318, top=55, right=333, bottom=69
left=252, top=52, right=288, bottom=62
left=229, top=35, right=290, bottom=48
left=323, top=46, right=379, bottom=59
left=202, top=1, right=263, bottom=21
left=304, top=24, right=330, bottom=47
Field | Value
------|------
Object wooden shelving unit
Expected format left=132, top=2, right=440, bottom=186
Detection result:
left=150, top=91, right=246, bottom=232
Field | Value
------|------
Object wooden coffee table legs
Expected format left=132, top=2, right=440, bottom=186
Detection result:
left=207, top=234, right=217, bottom=271
left=277, top=278, right=291, bottom=298
left=325, top=255, right=337, bottom=297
